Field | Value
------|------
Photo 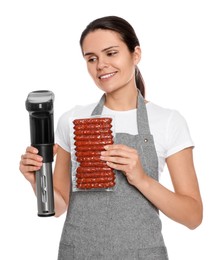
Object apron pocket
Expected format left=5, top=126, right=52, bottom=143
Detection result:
left=58, top=243, right=74, bottom=260
left=138, top=246, right=168, bottom=260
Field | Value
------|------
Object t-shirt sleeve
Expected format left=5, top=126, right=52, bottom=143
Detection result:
left=55, top=112, right=71, bottom=153
left=165, top=110, right=194, bottom=158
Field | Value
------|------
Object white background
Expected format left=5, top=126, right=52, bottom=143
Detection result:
left=0, top=0, right=224, bottom=259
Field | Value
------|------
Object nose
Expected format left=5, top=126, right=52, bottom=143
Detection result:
left=96, top=57, right=108, bottom=71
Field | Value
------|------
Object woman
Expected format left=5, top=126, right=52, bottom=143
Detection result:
left=19, top=16, right=203, bottom=259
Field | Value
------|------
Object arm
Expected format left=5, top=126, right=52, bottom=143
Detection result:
left=101, top=145, right=203, bottom=229
left=136, top=147, right=203, bottom=229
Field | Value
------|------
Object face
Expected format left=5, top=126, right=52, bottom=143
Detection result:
left=81, top=29, right=141, bottom=94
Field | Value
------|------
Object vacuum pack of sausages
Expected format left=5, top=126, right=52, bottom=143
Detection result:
left=71, top=116, right=116, bottom=192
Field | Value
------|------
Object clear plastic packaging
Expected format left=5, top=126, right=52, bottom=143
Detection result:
left=70, top=115, right=116, bottom=192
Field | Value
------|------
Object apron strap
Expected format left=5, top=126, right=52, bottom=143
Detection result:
left=91, top=90, right=151, bottom=135
left=91, top=94, right=105, bottom=116
left=137, top=91, right=151, bottom=135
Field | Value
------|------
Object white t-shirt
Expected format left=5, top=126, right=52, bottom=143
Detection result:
left=55, top=102, right=194, bottom=176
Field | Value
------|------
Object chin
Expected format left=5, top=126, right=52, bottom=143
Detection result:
left=97, top=86, right=118, bottom=94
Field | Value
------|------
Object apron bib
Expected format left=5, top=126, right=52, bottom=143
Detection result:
left=58, top=91, right=168, bottom=260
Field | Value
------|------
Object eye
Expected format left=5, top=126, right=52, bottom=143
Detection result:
left=87, top=56, right=97, bottom=63
left=107, top=50, right=118, bottom=56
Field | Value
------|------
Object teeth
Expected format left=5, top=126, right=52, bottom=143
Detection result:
left=100, top=73, right=115, bottom=79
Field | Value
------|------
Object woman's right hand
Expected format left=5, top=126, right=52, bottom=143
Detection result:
left=19, top=146, right=43, bottom=186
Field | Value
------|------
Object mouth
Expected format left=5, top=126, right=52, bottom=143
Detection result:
left=98, top=72, right=117, bottom=80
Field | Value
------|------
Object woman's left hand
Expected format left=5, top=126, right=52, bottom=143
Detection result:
left=100, top=144, right=147, bottom=186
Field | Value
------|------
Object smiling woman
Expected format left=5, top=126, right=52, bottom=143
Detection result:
left=19, top=15, right=203, bottom=260
left=80, top=16, right=145, bottom=100
left=81, top=29, right=141, bottom=100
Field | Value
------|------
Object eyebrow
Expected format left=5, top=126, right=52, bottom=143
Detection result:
left=83, top=46, right=119, bottom=56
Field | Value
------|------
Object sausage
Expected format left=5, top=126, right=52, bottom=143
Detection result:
left=75, top=151, right=101, bottom=158
left=73, top=117, right=112, bottom=125
left=73, top=116, right=115, bottom=190
left=76, top=172, right=115, bottom=179
left=76, top=176, right=115, bottom=184
left=74, top=128, right=112, bottom=135
left=74, top=123, right=112, bottom=130
left=77, top=167, right=113, bottom=173
left=77, top=156, right=101, bottom=163
left=76, top=181, right=115, bottom=189
left=74, top=134, right=113, bottom=141
left=79, top=161, right=108, bottom=167
left=74, top=139, right=113, bottom=147
left=75, top=144, right=106, bottom=152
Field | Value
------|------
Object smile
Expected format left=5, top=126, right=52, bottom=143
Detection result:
left=99, top=72, right=116, bottom=79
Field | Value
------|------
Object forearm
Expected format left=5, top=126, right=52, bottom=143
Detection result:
left=135, top=175, right=202, bottom=229
left=53, top=188, right=68, bottom=217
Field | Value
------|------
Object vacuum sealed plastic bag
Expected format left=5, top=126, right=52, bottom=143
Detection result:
left=71, top=115, right=116, bottom=192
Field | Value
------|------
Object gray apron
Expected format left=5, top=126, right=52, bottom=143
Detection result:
left=58, top=91, right=168, bottom=260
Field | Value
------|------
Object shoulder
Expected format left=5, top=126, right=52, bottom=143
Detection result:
left=147, top=101, right=191, bottom=136
left=147, top=102, right=194, bottom=158
left=147, top=102, right=185, bottom=126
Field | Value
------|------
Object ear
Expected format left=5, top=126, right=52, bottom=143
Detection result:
left=133, top=46, right=141, bottom=65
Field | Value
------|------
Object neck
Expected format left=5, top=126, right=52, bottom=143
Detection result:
left=104, top=88, right=138, bottom=111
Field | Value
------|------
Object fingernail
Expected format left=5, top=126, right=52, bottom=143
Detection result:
left=33, top=148, right=38, bottom=153
left=104, top=145, right=109, bottom=150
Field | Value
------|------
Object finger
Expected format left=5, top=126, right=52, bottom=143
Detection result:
left=102, top=145, right=137, bottom=159
left=101, top=149, right=131, bottom=158
left=104, top=144, right=136, bottom=153
left=100, top=155, right=130, bottom=165
left=22, top=165, right=41, bottom=172
left=21, top=155, right=43, bottom=167
left=22, top=152, right=43, bottom=162
left=106, top=161, right=126, bottom=172
left=26, top=146, right=39, bottom=154
left=19, top=161, right=41, bottom=174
